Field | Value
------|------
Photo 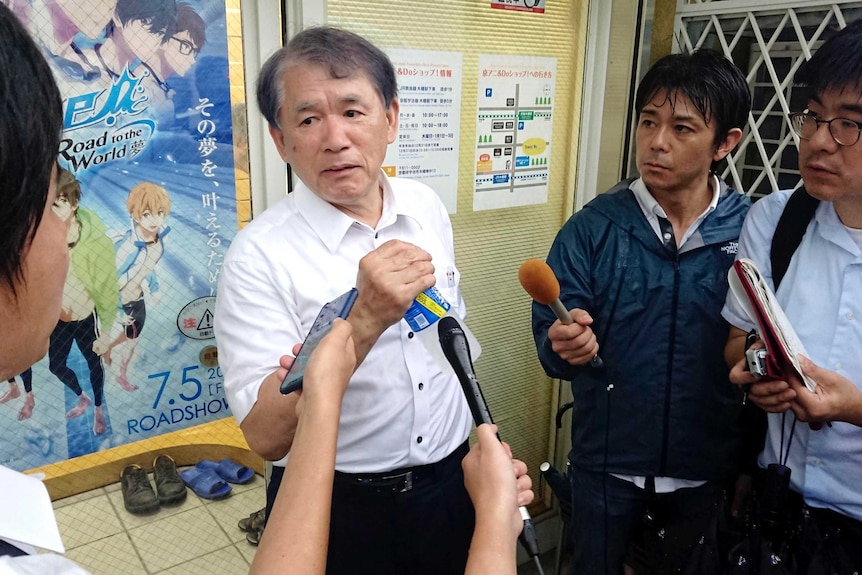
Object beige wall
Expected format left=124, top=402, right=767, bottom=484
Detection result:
left=326, top=0, right=589, bottom=503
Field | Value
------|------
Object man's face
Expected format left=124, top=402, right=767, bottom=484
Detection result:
left=635, top=90, right=724, bottom=196
left=162, top=30, right=198, bottom=77
left=269, top=63, right=398, bottom=220
left=0, top=166, right=70, bottom=376
left=799, top=88, right=862, bottom=210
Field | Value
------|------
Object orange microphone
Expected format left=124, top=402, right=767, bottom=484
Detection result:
left=519, top=259, right=603, bottom=368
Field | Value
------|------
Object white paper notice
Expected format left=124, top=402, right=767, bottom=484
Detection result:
left=474, top=54, right=556, bottom=211
left=0, top=466, right=65, bottom=553
left=384, top=48, right=463, bottom=214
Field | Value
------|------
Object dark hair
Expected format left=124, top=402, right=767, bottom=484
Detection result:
left=795, top=19, right=862, bottom=99
left=0, top=4, right=63, bottom=291
left=174, top=3, right=206, bottom=53
left=257, top=26, right=397, bottom=129
left=635, top=50, right=751, bottom=148
left=115, top=0, right=177, bottom=39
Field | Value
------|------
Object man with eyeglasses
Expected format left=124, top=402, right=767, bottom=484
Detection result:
left=723, top=19, right=862, bottom=574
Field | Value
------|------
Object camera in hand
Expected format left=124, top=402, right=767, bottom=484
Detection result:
left=745, top=347, right=768, bottom=378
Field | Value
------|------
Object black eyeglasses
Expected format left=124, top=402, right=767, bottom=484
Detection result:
left=171, top=36, right=196, bottom=56
left=788, top=111, right=862, bottom=146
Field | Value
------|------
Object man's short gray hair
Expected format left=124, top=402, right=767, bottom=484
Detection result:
left=256, top=26, right=398, bottom=129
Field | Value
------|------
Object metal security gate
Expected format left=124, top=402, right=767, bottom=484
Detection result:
left=674, top=1, right=862, bottom=198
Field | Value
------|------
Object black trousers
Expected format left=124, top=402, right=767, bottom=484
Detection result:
left=49, top=313, right=104, bottom=406
left=267, top=442, right=475, bottom=575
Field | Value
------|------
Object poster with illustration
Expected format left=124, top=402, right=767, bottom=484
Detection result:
left=0, top=0, right=239, bottom=471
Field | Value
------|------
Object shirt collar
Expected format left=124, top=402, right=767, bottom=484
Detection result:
left=630, top=174, right=720, bottom=221
left=293, top=171, right=424, bottom=252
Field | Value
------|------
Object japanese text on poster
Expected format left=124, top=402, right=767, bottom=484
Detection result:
left=474, top=54, right=556, bottom=211
left=384, top=48, right=462, bottom=214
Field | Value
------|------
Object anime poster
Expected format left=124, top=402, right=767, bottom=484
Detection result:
left=0, top=0, right=238, bottom=471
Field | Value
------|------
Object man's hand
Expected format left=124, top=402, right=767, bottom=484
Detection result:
left=547, top=308, right=599, bottom=366
left=729, top=357, right=796, bottom=413
left=787, top=355, right=862, bottom=425
left=462, top=424, right=534, bottom=539
left=296, top=320, right=356, bottom=417
left=348, top=240, right=435, bottom=360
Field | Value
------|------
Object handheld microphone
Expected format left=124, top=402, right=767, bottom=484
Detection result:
left=438, top=316, right=542, bottom=567
left=519, top=259, right=603, bottom=368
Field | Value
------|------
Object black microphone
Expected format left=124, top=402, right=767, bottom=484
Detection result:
left=438, top=316, right=542, bottom=567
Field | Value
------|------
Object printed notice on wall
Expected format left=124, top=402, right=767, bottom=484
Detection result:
left=491, top=0, right=546, bottom=14
left=473, top=54, right=556, bottom=211
left=384, top=48, right=463, bottom=214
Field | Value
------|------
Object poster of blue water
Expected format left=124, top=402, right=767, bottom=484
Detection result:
left=0, top=0, right=239, bottom=471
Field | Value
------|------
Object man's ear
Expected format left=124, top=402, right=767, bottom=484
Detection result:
left=714, top=127, right=743, bottom=162
left=268, top=124, right=289, bottom=162
left=385, top=99, right=399, bottom=145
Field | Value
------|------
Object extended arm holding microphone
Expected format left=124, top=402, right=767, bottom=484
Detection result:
left=519, top=259, right=603, bottom=368
left=438, top=317, right=544, bottom=575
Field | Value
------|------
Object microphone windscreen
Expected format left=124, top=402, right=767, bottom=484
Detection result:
left=518, top=259, right=561, bottom=305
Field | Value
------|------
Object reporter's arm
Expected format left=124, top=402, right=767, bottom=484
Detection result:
left=462, top=425, right=534, bottom=575
left=249, top=320, right=356, bottom=575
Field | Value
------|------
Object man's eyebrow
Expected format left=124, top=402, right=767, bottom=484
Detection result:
left=293, top=94, right=367, bottom=114
left=809, top=94, right=862, bottom=116
left=839, top=103, right=862, bottom=116
left=293, top=101, right=317, bottom=114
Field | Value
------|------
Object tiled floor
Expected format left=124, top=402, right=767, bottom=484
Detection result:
left=52, top=471, right=566, bottom=575
left=52, top=469, right=266, bottom=575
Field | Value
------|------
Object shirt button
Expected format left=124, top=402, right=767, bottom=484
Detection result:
left=416, top=436, right=423, bottom=444
left=418, top=383, right=424, bottom=390
left=835, top=362, right=843, bottom=370
left=408, top=332, right=414, bottom=339
left=847, top=312, right=855, bottom=320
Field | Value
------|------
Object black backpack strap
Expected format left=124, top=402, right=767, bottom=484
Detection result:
left=770, top=188, right=820, bottom=290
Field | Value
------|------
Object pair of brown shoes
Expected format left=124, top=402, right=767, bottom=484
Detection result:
left=120, top=455, right=187, bottom=514
left=238, top=507, right=266, bottom=545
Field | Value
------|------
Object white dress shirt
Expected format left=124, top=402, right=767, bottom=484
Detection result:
left=215, top=172, right=472, bottom=472
left=722, top=189, right=862, bottom=521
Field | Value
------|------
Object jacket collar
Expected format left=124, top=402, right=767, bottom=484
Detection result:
left=587, top=177, right=749, bottom=253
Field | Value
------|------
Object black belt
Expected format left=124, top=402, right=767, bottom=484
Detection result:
left=333, top=441, right=468, bottom=494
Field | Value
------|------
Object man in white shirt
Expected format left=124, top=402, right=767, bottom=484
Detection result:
left=214, top=26, right=474, bottom=575
left=723, top=19, right=862, bottom=573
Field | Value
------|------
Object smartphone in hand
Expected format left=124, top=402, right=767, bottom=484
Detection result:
left=280, top=288, right=358, bottom=395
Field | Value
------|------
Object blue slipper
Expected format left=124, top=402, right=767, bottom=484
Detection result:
left=195, top=458, right=255, bottom=484
left=180, top=467, right=232, bottom=500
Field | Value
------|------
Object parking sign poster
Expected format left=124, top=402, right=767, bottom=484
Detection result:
left=1, top=0, right=239, bottom=471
